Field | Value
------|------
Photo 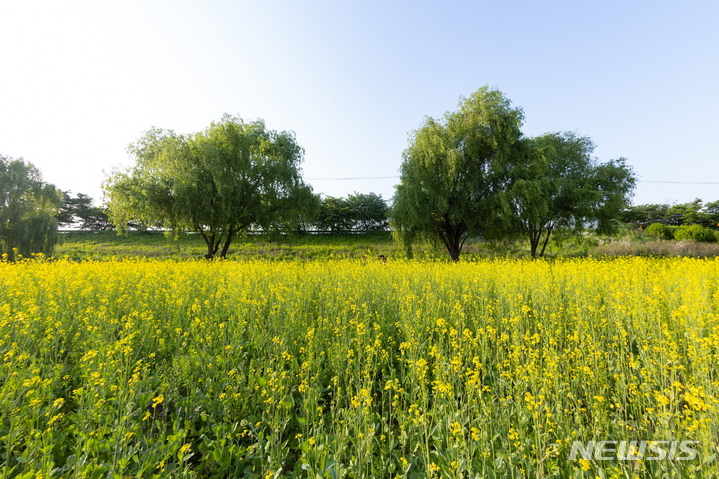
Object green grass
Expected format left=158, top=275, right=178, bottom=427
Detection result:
left=54, top=228, right=719, bottom=263
left=55, top=231, right=406, bottom=261
left=54, top=230, right=602, bottom=262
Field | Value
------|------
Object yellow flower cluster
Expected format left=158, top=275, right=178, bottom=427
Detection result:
left=0, top=256, right=717, bottom=477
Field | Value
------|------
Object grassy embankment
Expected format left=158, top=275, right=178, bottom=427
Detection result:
left=55, top=231, right=402, bottom=262
left=55, top=229, right=719, bottom=262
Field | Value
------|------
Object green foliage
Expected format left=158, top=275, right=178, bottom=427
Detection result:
left=392, top=86, right=525, bottom=261
left=592, top=158, right=637, bottom=234
left=0, top=154, right=61, bottom=260
left=104, top=115, right=319, bottom=259
left=392, top=86, right=636, bottom=261
left=623, top=199, right=719, bottom=230
left=645, top=222, right=676, bottom=240
left=346, top=192, right=389, bottom=231
left=58, top=192, right=111, bottom=230
left=667, top=199, right=705, bottom=226
left=315, top=192, right=389, bottom=233
left=674, top=224, right=718, bottom=243
left=620, top=203, right=671, bottom=227
left=703, top=200, right=719, bottom=228
left=510, top=132, right=636, bottom=257
left=315, top=196, right=354, bottom=233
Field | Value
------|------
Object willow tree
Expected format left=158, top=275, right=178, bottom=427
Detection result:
left=105, top=115, right=319, bottom=259
left=391, top=87, right=526, bottom=261
left=0, top=155, right=61, bottom=260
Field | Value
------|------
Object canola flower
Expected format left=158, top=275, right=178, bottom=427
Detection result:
left=0, top=257, right=718, bottom=478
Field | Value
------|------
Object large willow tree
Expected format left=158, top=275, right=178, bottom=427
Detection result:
left=105, top=115, right=319, bottom=259
left=0, top=155, right=61, bottom=260
left=391, top=87, right=527, bottom=261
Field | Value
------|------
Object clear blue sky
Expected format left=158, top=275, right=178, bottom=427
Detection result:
left=1, top=0, right=717, bottom=206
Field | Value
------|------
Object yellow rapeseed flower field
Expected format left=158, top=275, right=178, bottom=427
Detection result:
left=0, top=257, right=717, bottom=478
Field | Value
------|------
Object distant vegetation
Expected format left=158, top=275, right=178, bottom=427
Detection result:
left=57, top=192, right=112, bottom=231
left=621, top=199, right=719, bottom=243
left=314, top=192, right=389, bottom=233
left=2, top=87, right=718, bottom=262
left=52, top=225, right=719, bottom=262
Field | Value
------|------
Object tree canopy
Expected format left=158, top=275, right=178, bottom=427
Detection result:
left=392, top=86, right=638, bottom=260
left=346, top=192, right=389, bottom=232
left=315, top=192, right=389, bottom=233
left=510, top=132, right=636, bottom=257
left=104, top=115, right=318, bottom=259
left=391, top=86, right=526, bottom=261
left=58, top=192, right=112, bottom=230
left=621, top=199, right=719, bottom=231
left=0, top=154, right=61, bottom=260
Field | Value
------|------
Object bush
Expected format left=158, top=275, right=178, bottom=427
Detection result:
left=645, top=222, right=675, bottom=240
left=674, top=224, right=718, bottom=243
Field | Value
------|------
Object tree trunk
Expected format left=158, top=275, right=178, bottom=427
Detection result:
left=446, top=240, right=461, bottom=262
left=440, top=217, right=468, bottom=261
left=199, top=230, right=221, bottom=260
left=527, top=222, right=554, bottom=258
left=529, top=226, right=541, bottom=258
left=218, top=228, right=236, bottom=259
left=530, top=239, right=538, bottom=258
left=539, top=224, right=554, bottom=258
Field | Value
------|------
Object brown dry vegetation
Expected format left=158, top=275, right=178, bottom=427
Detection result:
left=593, top=239, right=719, bottom=257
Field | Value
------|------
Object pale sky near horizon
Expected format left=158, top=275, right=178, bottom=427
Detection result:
left=1, top=0, right=717, bottom=207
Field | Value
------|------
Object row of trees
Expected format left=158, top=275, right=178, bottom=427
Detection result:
left=621, top=199, right=719, bottom=229
left=391, top=87, right=636, bottom=260
left=57, top=191, right=391, bottom=234
left=0, top=152, right=391, bottom=260
left=620, top=199, right=719, bottom=244
left=71, top=193, right=719, bottom=241
left=60, top=190, right=716, bottom=242
left=314, top=193, right=388, bottom=233
left=58, top=192, right=112, bottom=230
left=3, top=88, right=639, bottom=261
